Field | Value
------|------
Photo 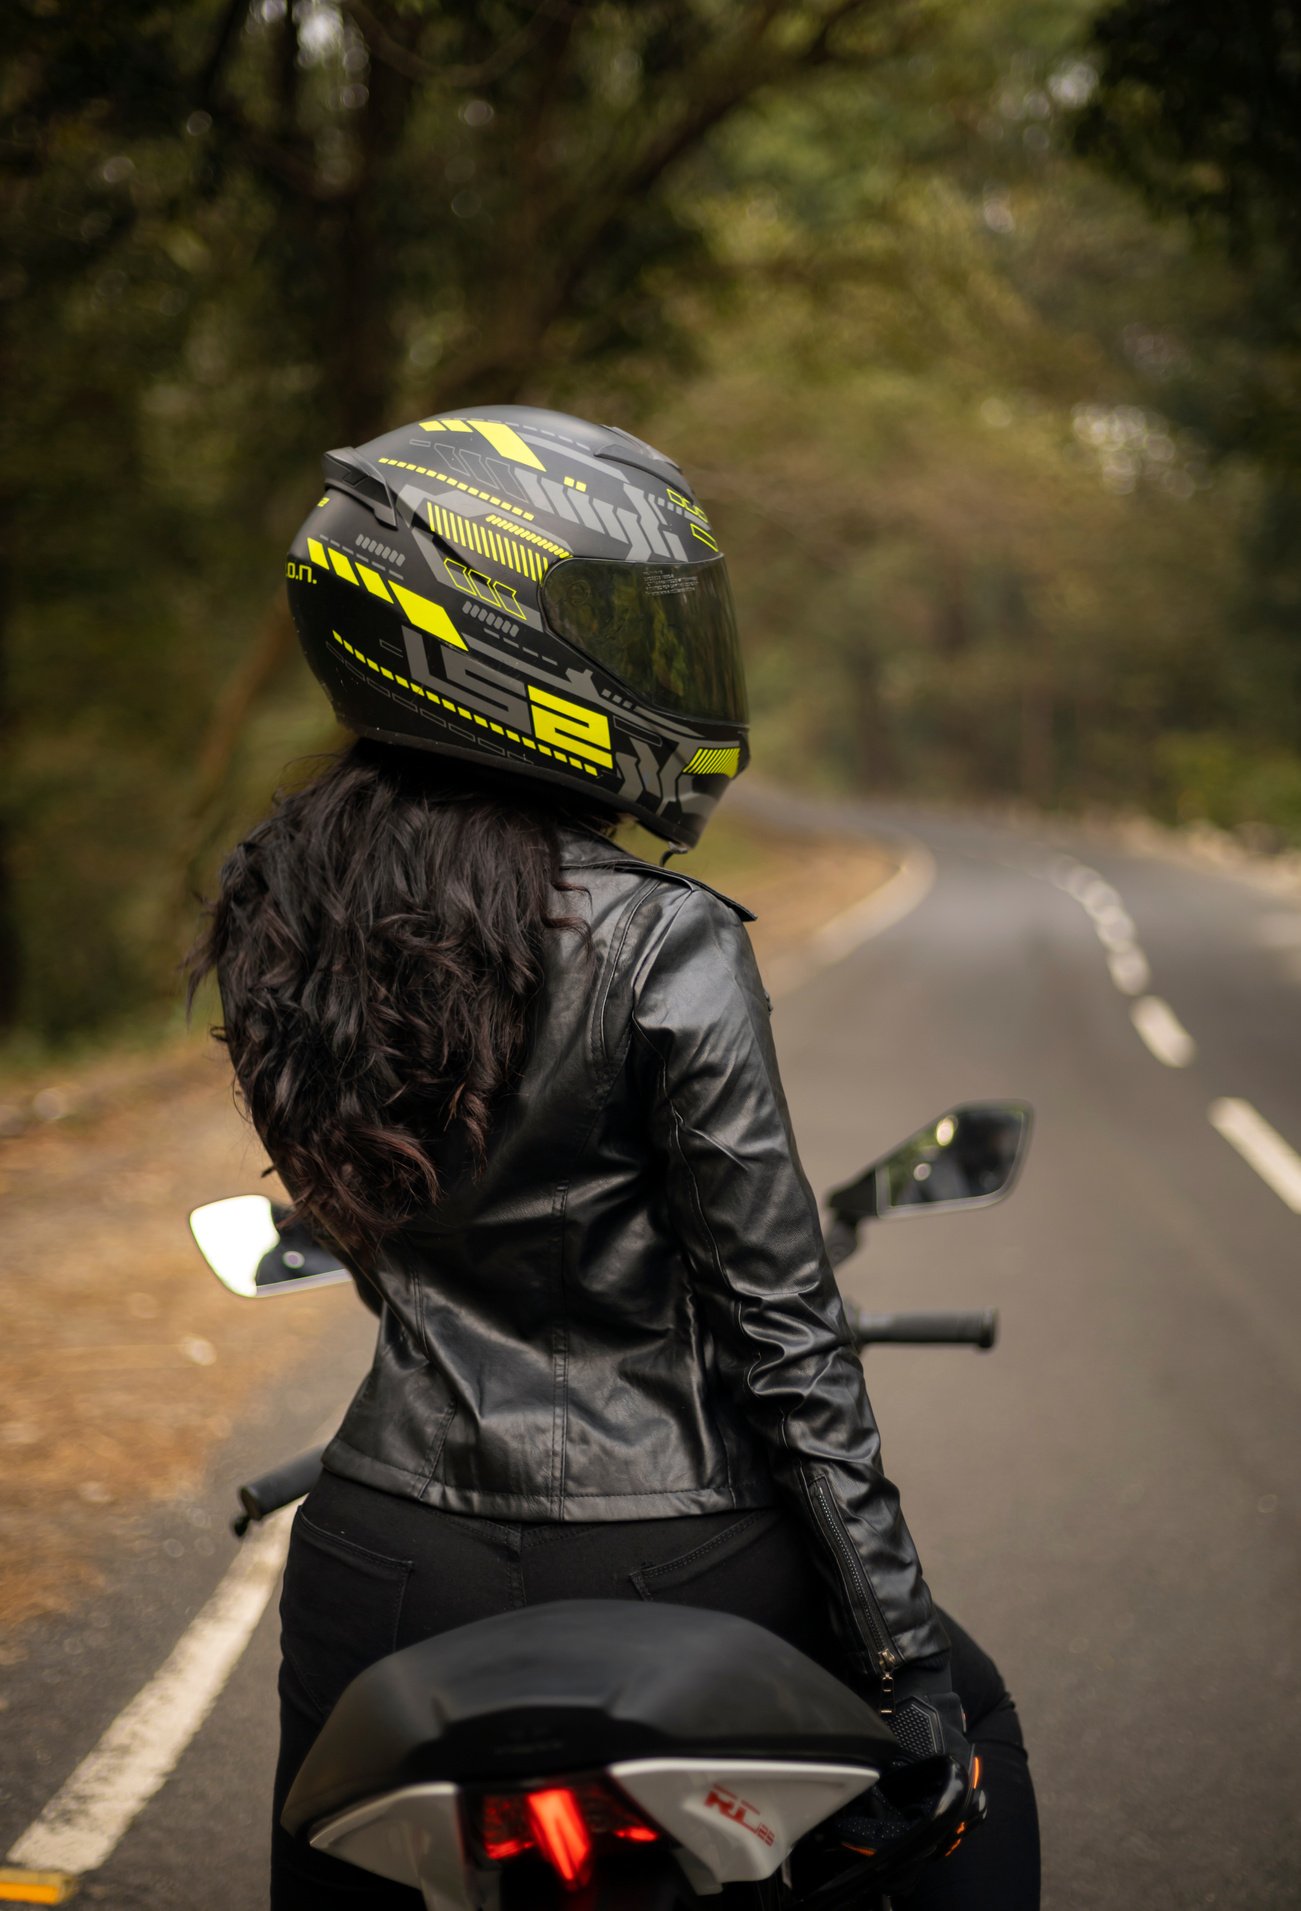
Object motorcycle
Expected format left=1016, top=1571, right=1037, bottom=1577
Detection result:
left=190, top=1099, right=1030, bottom=1910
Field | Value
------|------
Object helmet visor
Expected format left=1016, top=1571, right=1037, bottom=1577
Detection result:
left=541, top=555, right=748, bottom=725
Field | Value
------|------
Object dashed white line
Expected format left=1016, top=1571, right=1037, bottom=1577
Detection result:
left=1045, top=857, right=1195, bottom=1044
left=6, top=1512, right=292, bottom=1877
left=1077, top=875, right=1115, bottom=913
left=1107, top=947, right=1151, bottom=996
left=1208, top=1098, right=1301, bottom=1214
left=1025, top=853, right=1301, bottom=1212
left=1048, top=860, right=1154, bottom=991
left=1041, top=851, right=1301, bottom=1209
left=1093, top=908, right=1138, bottom=952
left=1054, top=863, right=1101, bottom=902
left=1130, top=995, right=1198, bottom=1069
left=1020, top=849, right=1301, bottom=1214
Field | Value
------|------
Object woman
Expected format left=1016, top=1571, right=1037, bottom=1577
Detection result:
left=192, top=406, right=1039, bottom=1907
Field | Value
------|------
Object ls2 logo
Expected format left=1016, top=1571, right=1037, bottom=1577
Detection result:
left=402, top=629, right=614, bottom=770
left=703, top=1787, right=775, bottom=1847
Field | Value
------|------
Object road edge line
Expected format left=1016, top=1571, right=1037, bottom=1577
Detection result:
left=768, top=837, right=937, bottom=1002
left=810, top=837, right=938, bottom=963
left=6, top=1513, right=292, bottom=1878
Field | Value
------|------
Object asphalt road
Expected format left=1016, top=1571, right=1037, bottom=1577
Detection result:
left=3, top=798, right=1298, bottom=1909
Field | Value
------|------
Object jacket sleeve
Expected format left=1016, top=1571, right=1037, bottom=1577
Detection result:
left=629, top=885, right=949, bottom=1681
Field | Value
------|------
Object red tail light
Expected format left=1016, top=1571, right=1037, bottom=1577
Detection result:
left=471, top=1778, right=661, bottom=1889
left=479, top=1792, right=533, bottom=1863
left=527, top=1788, right=593, bottom=1886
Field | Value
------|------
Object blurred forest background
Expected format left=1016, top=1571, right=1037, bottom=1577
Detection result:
left=4, top=0, right=1300, bottom=1048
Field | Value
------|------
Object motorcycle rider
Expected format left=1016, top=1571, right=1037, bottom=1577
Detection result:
left=190, top=406, right=1040, bottom=1907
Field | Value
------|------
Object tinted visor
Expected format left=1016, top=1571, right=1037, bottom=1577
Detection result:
left=541, top=556, right=747, bottom=725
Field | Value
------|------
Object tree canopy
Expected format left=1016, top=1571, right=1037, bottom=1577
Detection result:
left=4, top=0, right=1297, bottom=1042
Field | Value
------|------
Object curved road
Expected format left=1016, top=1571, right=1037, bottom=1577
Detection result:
left=3, top=797, right=1298, bottom=1908
left=767, top=794, right=1301, bottom=1911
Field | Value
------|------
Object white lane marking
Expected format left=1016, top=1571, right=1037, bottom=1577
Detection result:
left=1044, top=856, right=1179, bottom=1042
left=1045, top=856, right=1157, bottom=996
left=1208, top=1098, right=1301, bottom=1214
left=7, top=1513, right=292, bottom=1877
left=810, top=840, right=938, bottom=963
left=1056, top=863, right=1102, bottom=901
left=1093, top=909, right=1137, bottom=951
left=772, top=839, right=937, bottom=1000
left=1107, top=947, right=1151, bottom=996
left=1130, top=995, right=1197, bottom=1069
left=1080, top=878, right=1122, bottom=915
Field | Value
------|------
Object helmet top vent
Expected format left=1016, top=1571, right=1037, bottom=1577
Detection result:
left=321, top=449, right=398, bottom=528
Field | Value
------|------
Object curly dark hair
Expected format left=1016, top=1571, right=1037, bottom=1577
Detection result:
left=188, top=739, right=605, bottom=1255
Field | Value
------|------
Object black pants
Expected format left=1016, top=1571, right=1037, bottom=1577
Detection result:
left=271, top=1472, right=1039, bottom=1908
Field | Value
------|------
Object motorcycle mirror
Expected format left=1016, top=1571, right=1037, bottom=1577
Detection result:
left=828, top=1101, right=1032, bottom=1225
left=188, top=1196, right=352, bottom=1299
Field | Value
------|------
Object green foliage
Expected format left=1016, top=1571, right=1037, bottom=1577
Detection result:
left=645, top=3, right=1274, bottom=816
left=1071, top=1, right=1301, bottom=718
left=4, top=0, right=924, bottom=1039
left=1155, top=733, right=1301, bottom=842
left=3, top=0, right=1298, bottom=1047
left=1075, top=2, right=1301, bottom=282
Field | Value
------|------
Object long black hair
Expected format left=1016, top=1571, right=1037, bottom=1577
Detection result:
left=189, top=740, right=604, bottom=1255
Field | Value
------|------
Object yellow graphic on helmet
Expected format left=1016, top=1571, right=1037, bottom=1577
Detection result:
left=391, top=585, right=467, bottom=650
left=306, top=537, right=467, bottom=649
left=527, top=685, right=614, bottom=768
left=442, top=558, right=524, bottom=620
left=684, top=746, right=741, bottom=777
left=417, top=417, right=546, bottom=471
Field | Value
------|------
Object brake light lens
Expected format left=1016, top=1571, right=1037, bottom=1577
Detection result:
left=471, top=1778, right=661, bottom=1889
left=479, top=1792, right=533, bottom=1863
left=527, top=1789, right=593, bottom=1886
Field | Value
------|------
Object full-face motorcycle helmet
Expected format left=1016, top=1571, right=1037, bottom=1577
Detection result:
left=285, top=406, right=749, bottom=847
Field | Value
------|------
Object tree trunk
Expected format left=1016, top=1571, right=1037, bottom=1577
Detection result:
left=178, top=26, right=421, bottom=879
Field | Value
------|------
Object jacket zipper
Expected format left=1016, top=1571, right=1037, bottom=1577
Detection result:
left=810, top=1478, right=899, bottom=1711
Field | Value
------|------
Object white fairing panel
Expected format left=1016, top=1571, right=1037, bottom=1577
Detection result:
left=310, top=1783, right=474, bottom=1911
left=610, top=1758, right=878, bottom=1885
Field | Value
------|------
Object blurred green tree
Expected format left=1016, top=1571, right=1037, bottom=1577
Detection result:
left=642, top=2, right=1255, bottom=815
left=1071, top=0, right=1301, bottom=831
left=1075, top=1, right=1301, bottom=281
left=3, top=0, right=1298, bottom=1047
left=2, top=0, right=925, bottom=1038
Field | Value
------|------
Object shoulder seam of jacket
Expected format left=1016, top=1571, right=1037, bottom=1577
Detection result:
left=592, top=880, right=671, bottom=1077
left=595, top=872, right=732, bottom=1078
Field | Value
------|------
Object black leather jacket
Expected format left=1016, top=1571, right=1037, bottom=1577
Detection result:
left=323, top=825, right=947, bottom=1679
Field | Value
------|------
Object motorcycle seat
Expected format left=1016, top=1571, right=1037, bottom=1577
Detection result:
left=283, top=1597, right=895, bottom=1835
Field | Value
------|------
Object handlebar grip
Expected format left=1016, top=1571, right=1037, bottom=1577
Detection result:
left=848, top=1308, right=998, bottom=1350
left=232, top=1446, right=325, bottom=1536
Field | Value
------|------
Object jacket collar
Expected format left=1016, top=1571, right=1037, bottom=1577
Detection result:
left=557, top=821, right=659, bottom=872
left=556, top=821, right=755, bottom=921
